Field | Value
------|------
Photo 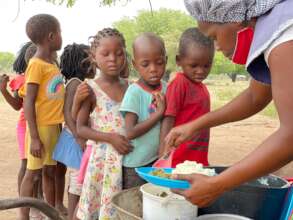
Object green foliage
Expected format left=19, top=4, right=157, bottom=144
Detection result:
left=210, top=52, right=247, bottom=75
left=113, top=9, right=196, bottom=76
left=0, top=52, right=15, bottom=73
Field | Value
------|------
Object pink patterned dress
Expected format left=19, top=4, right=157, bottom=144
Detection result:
left=77, top=79, right=124, bottom=220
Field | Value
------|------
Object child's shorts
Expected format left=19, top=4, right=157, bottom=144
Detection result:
left=68, top=168, right=82, bottom=196
left=16, top=123, right=26, bottom=160
left=27, top=125, right=60, bottom=170
left=53, top=128, right=83, bottom=169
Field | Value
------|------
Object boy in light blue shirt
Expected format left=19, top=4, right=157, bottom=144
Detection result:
left=120, top=32, right=167, bottom=189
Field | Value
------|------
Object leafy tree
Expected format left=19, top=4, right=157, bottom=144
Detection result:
left=113, top=9, right=195, bottom=76
left=0, top=52, right=15, bottom=73
left=211, top=52, right=248, bottom=82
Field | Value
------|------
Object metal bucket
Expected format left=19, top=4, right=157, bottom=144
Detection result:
left=111, top=187, right=142, bottom=220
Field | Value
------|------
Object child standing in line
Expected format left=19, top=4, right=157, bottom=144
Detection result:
left=0, top=42, right=36, bottom=195
left=52, top=43, right=96, bottom=220
left=19, top=14, right=64, bottom=220
left=75, top=28, right=132, bottom=220
left=160, top=27, right=214, bottom=167
left=119, top=32, right=167, bottom=189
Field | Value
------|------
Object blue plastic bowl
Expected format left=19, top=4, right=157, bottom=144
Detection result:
left=135, top=167, right=190, bottom=189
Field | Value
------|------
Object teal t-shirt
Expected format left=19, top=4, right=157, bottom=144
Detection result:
left=120, top=81, right=167, bottom=167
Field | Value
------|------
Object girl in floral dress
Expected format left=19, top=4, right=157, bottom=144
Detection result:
left=75, top=28, right=132, bottom=220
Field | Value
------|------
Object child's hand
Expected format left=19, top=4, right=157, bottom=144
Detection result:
left=109, top=133, right=133, bottom=155
left=30, top=138, right=44, bottom=158
left=154, top=92, right=166, bottom=114
left=0, top=74, right=9, bottom=92
left=75, top=82, right=91, bottom=104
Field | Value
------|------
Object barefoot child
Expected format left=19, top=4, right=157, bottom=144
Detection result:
left=52, top=43, right=96, bottom=220
left=19, top=14, right=64, bottom=220
left=160, top=27, right=214, bottom=167
left=120, top=32, right=167, bottom=189
left=76, top=28, right=132, bottom=220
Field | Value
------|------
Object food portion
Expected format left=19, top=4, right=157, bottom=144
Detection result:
left=150, top=161, right=216, bottom=180
left=172, top=161, right=216, bottom=176
left=150, top=169, right=171, bottom=179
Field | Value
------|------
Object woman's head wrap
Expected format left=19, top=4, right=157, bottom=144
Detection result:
left=184, top=0, right=282, bottom=23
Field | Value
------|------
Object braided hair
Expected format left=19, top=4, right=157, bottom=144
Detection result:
left=60, top=43, right=94, bottom=82
left=89, top=27, right=126, bottom=51
left=13, top=42, right=34, bottom=74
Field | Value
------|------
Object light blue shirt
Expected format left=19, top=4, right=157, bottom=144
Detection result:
left=120, top=82, right=166, bottom=167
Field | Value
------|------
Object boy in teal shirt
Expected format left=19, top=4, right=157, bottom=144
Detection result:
left=120, top=32, right=167, bottom=189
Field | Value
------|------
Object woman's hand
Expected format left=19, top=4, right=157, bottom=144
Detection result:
left=171, top=174, right=225, bottom=207
left=165, top=122, right=196, bottom=149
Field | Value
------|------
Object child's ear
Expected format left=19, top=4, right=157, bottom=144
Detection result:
left=176, top=55, right=181, bottom=66
left=48, top=32, right=54, bottom=41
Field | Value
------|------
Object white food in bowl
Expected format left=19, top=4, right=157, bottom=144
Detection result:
left=172, top=161, right=216, bottom=176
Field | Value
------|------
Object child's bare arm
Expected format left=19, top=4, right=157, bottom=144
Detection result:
left=125, top=93, right=165, bottom=140
left=158, top=116, right=175, bottom=156
left=71, top=82, right=91, bottom=120
left=64, top=81, right=80, bottom=136
left=76, top=96, right=133, bottom=155
left=0, top=75, right=22, bottom=110
left=24, top=83, right=43, bottom=158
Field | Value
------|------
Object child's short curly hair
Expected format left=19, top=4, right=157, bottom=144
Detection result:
left=179, top=27, right=214, bottom=57
left=26, top=14, right=60, bottom=44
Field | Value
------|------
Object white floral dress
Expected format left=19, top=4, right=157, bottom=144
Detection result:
left=77, top=79, right=124, bottom=220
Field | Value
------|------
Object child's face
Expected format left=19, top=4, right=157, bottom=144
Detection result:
left=133, top=45, right=166, bottom=87
left=95, top=36, right=125, bottom=77
left=177, top=46, right=213, bottom=83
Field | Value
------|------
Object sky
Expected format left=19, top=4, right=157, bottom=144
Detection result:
left=0, top=0, right=188, bottom=55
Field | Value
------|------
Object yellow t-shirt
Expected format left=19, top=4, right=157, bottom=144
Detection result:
left=24, top=58, right=64, bottom=125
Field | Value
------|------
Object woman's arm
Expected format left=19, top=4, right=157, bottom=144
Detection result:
left=165, top=79, right=272, bottom=148
left=172, top=41, right=293, bottom=208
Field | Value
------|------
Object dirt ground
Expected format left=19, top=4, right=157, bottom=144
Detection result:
left=0, top=101, right=292, bottom=219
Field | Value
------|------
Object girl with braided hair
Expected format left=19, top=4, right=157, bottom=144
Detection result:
left=52, top=43, right=96, bottom=220
left=75, top=28, right=132, bottom=220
